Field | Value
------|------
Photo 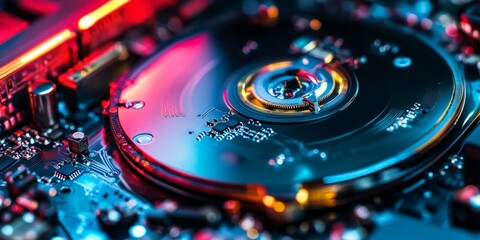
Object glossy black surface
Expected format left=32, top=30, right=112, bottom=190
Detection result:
left=115, top=17, right=465, bottom=199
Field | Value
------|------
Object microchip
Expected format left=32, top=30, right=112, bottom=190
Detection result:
left=54, top=165, right=81, bottom=180
left=0, top=155, right=17, bottom=172
left=212, top=123, right=229, bottom=134
left=227, top=120, right=240, bottom=128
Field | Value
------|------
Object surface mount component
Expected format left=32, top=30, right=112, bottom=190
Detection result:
left=59, top=43, right=129, bottom=111
left=54, top=165, right=81, bottom=181
left=67, top=131, right=89, bottom=154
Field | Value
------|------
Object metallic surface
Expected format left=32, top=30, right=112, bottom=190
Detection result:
left=28, top=80, right=57, bottom=129
left=109, top=16, right=467, bottom=206
left=1, top=0, right=480, bottom=239
left=58, top=42, right=129, bottom=110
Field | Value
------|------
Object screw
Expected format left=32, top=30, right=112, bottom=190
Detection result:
left=125, top=100, right=145, bottom=109
left=133, top=133, right=153, bottom=144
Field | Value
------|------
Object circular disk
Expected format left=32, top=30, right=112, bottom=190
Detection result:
left=109, top=16, right=464, bottom=207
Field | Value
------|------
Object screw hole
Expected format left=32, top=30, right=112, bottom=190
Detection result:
left=60, top=186, right=72, bottom=194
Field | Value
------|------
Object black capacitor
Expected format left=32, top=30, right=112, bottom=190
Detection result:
left=28, top=80, right=58, bottom=129
left=67, top=131, right=89, bottom=154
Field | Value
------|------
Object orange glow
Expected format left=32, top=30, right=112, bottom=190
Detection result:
left=262, top=195, right=276, bottom=207
left=78, top=0, right=130, bottom=30
left=309, top=19, right=322, bottom=30
left=273, top=201, right=285, bottom=212
left=21, top=30, right=75, bottom=63
left=309, top=186, right=339, bottom=206
left=247, top=229, right=259, bottom=239
left=295, top=188, right=309, bottom=205
left=266, top=61, right=292, bottom=71
left=330, top=69, right=346, bottom=94
left=323, top=53, right=334, bottom=64
left=0, top=29, right=75, bottom=80
left=266, top=6, right=279, bottom=19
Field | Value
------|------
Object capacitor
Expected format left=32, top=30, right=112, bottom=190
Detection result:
left=67, top=131, right=89, bottom=154
left=28, top=80, right=58, bottom=129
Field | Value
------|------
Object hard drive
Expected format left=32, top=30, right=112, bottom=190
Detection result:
left=0, top=0, right=480, bottom=239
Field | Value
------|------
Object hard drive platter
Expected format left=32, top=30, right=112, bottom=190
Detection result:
left=107, top=14, right=473, bottom=210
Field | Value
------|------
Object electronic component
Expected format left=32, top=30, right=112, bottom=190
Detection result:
left=28, top=80, right=58, bottom=130
left=0, top=0, right=175, bottom=136
left=211, top=122, right=230, bottom=134
left=54, top=165, right=81, bottom=180
left=5, top=166, right=37, bottom=197
left=59, top=43, right=128, bottom=111
left=77, top=0, right=176, bottom=55
left=0, top=1, right=480, bottom=239
left=0, top=28, right=78, bottom=135
left=67, top=132, right=89, bottom=154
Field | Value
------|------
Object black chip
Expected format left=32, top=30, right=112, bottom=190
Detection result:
left=227, top=120, right=240, bottom=128
left=0, top=155, right=16, bottom=171
left=212, top=123, right=229, bottom=133
left=55, top=165, right=81, bottom=180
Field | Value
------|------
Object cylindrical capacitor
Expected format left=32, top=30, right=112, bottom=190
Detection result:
left=28, top=80, right=58, bottom=129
